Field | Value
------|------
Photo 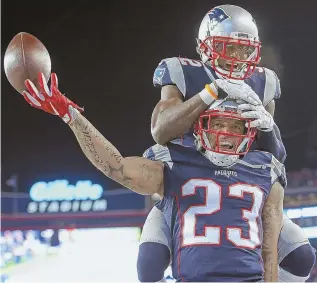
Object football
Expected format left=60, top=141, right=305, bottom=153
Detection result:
left=4, top=32, right=51, bottom=94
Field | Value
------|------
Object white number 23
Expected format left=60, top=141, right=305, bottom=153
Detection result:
left=182, top=178, right=264, bottom=249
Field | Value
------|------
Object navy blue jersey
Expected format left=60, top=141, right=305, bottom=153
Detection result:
left=152, top=57, right=281, bottom=147
left=144, top=143, right=286, bottom=282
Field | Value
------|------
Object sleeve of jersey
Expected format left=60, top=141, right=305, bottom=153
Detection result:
left=262, top=68, right=282, bottom=105
left=143, top=147, right=156, bottom=161
left=269, top=155, right=287, bottom=188
left=139, top=206, right=172, bottom=250
left=256, top=123, right=286, bottom=163
left=272, top=70, right=282, bottom=99
left=153, top=58, right=186, bottom=96
left=143, top=144, right=179, bottom=196
left=143, top=144, right=173, bottom=162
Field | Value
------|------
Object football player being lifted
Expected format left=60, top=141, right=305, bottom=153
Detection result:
left=138, top=4, right=316, bottom=282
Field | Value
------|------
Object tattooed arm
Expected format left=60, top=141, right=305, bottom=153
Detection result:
left=69, top=112, right=164, bottom=197
left=261, top=181, right=284, bottom=282
left=20, top=73, right=163, bottom=196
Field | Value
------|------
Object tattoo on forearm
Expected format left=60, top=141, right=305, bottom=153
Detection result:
left=70, top=116, right=131, bottom=184
left=69, top=115, right=163, bottom=195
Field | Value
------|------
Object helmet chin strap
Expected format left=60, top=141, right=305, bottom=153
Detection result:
left=201, top=132, right=239, bottom=167
left=236, top=137, right=250, bottom=153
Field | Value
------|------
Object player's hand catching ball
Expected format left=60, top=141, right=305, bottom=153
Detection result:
left=22, top=73, right=83, bottom=124
left=238, top=103, right=274, bottom=132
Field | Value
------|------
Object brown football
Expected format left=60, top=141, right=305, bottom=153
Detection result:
left=4, top=32, right=51, bottom=94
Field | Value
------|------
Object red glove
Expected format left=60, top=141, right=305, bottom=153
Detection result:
left=22, top=73, right=84, bottom=124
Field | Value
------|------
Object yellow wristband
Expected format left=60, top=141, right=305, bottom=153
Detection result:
left=205, top=84, right=218, bottom=100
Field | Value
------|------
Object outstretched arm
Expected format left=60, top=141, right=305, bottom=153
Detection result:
left=22, top=73, right=164, bottom=197
left=69, top=112, right=164, bottom=196
left=261, top=181, right=284, bottom=282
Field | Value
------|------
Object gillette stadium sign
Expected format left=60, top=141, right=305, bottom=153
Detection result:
left=27, top=180, right=107, bottom=213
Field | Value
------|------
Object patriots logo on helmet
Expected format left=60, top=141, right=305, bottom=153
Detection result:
left=207, top=7, right=230, bottom=30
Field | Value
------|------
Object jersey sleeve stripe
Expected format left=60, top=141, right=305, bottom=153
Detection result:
left=165, top=58, right=186, bottom=97
left=270, top=155, right=287, bottom=186
left=263, top=68, right=279, bottom=106
left=152, top=144, right=174, bottom=169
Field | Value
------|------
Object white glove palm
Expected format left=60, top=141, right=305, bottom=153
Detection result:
left=238, top=103, right=274, bottom=132
left=215, top=79, right=262, bottom=106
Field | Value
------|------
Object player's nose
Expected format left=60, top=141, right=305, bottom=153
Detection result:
left=228, top=48, right=243, bottom=60
left=221, top=126, right=230, bottom=133
left=231, top=51, right=241, bottom=60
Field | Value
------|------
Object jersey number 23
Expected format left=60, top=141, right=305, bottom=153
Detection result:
left=182, top=178, right=264, bottom=249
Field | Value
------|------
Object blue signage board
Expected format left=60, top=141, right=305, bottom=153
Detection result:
left=1, top=180, right=150, bottom=230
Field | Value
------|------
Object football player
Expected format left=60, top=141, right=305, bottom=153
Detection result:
left=151, top=5, right=285, bottom=162
left=21, top=76, right=284, bottom=281
left=139, top=4, right=315, bottom=282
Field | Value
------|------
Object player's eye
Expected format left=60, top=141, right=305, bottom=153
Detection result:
left=212, top=122, right=223, bottom=129
left=241, top=46, right=256, bottom=57
left=233, top=125, right=243, bottom=132
left=214, top=42, right=224, bottom=53
left=224, top=44, right=255, bottom=58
